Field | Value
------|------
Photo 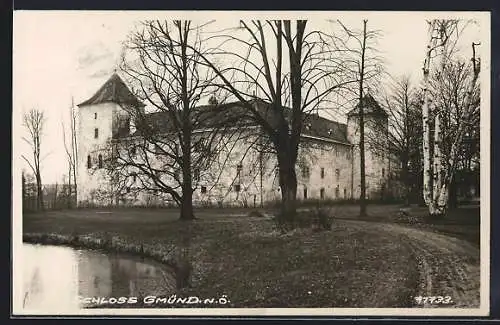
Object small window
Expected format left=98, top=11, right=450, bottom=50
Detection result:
left=234, top=184, right=241, bottom=192
left=87, top=155, right=92, bottom=169
left=382, top=168, right=385, bottom=178
left=126, top=187, right=130, bottom=193
left=335, top=185, right=340, bottom=199
left=303, top=187, right=308, bottom=200
left=343, top=188, right=347, bottom=198
left=98, top=154, right=103, bottom=168
left=321, top=168, right=325, bottom=179
left=94, top=112, right=97, bottom=119
left=302, top=166, right=310, bottom=178
left=131, top=172, right=137, bottom=182
left=201, top=186, right=207, bottom=194
left=320, top=188, right=325, bottom=199
left=335, top=169, right=340, bottom=182
left=94, top=128, right=99, bottom=139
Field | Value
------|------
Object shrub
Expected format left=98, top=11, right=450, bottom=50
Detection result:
left=310, top=206, right=334, bottom=231
left=272, top=206, right=334, bottom=232
left=247, top=210, right=266, bottom=218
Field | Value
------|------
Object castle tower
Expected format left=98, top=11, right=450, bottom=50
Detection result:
left=76, top=73, right=145, bottom=206
left=347, top=94, right=389, bottom=200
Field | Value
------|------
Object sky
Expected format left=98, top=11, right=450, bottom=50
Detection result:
left=12, top=11, right=488, bottom=184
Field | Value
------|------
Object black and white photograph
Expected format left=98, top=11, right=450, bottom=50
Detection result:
left=12, top=10, right=490, bottom=316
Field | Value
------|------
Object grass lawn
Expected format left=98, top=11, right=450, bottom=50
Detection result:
left=21, top=204, right=480, bottom=308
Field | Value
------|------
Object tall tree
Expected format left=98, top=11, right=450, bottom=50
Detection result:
left=336, top=19, right=384, bottom=216
left=108, top=20, right=237, bottom=220
left=421, top=20, right=480, bottom=216
left=61, top=97, right=78, bottom=208
left=191, top=20, right=355, bottom=226
left=22, top=108, right=46, bottom=211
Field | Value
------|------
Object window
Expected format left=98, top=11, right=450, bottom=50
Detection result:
left=98, top=154, right=103, bottom=168
left=301, top=166, right=310, bottom=178
left=335, top=169, right=340, bottom=182
left=131, top=172, right=137, bottom=182
left=335, top=185, right=340, bottom=199
left=94, top=112, right=97, bottom=119
left=344, top=188, right=347, bottom=198
left=321, top=168, right=325, bottom=179
left=87, top=155, right=92, bottom=169
left=320, top=188, right=325, bottom=199
left=382, top=168, right=385, bottom=178
left=234, top=184, right=241, bottom=192
left=126, top=187, right=130, bottom=193
left=94, top=128, right=99, bottom=139
left=201, top=186, right=207, bottom=194
left=303, top=187, right=308, bottom=200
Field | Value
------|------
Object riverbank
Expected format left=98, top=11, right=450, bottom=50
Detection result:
left=21, top=206, right=480, bottom=308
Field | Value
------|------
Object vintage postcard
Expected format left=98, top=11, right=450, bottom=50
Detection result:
left=12, top=10, right=491, bottom=317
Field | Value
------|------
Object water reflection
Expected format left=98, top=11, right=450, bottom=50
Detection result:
left=22, top=244, right=176, bottom=312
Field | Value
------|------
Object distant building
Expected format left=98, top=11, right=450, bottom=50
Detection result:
left=76, top=73, right=400, bottom=207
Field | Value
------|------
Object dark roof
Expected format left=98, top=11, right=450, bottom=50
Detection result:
left=77, top=73, right=145, bottom=108
left=131, top=99, right=349, bottom=143
left=347, top=93, right=388, bottom=117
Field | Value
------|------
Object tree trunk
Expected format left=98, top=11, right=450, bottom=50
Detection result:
left=277, top=154, right=298, bottom=225
left=358, top=20, right=368, bottom=217
left=36, top=172, right=44, bottom=211
left=422, top=21, right=437, bottom=215
left=448, top=175, right=458, bottom=209
left=401, top=158, right=410, bottom=206
left=179, top=138, right=195, bottom=221
left=180, top=188, right=194, bottom=221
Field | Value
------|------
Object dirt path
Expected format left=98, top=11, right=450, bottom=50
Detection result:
left=343, top=220, right=481, bottom=308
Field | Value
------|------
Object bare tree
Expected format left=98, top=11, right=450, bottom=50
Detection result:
left=105, top=20, right=241, bottom=220
left=429, top=54, right=480, bottom=209
left=372, top=76, right=423, bottom=205
left=189, top=20, right=355, bottom=226
left=22, top=108, right=46, bottom=211
left=334, top=19, right=384, bottom=216
left=421, top=19, right=480, bottom=217
left=61, top=97, right=78, bottom=208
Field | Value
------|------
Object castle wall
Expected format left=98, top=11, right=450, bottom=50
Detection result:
left=76, top=101, right=400, bottom=207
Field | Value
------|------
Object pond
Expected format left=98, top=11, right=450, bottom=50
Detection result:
left=21, top=243, right=177, bottom=312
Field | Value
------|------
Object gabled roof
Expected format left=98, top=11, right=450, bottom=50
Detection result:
left=347, top=93, right=388, bottom=117
left=77, top=73, right=145, bottom=108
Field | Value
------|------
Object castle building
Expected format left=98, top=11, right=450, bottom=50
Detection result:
left=76, top=73, right=399, bottom=208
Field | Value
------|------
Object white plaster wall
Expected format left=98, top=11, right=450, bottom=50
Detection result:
left=77, top=102, right=119, bottom=206
left=77, top=104, right=398, bottom=207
